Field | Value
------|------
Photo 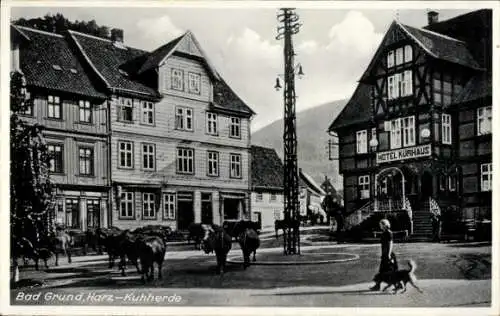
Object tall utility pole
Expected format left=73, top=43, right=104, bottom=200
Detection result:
left=276, top=8, right=301, bottom=255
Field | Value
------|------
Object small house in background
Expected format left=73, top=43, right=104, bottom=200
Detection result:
left=250, top=145, right=327, bottom=230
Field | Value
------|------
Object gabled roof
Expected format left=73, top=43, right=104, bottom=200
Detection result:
left=136, top=34, right=184, bottom=74
left=14, top=25, right=105, bottom=99
left=212, top=78, right=255, bottom=116
left=251, top=145, right=284, bottom=190
left=328, top=83, right=371, bottom=131
left=453, top=74, right=491, bottom=105
left=399, top=23, right=481, bottom=70
left=300, top=170, right=326, bottom=196
left=68, top=30, right=161, bottom=99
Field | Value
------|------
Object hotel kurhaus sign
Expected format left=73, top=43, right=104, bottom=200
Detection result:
left=376, top=144, right=432, bottom=164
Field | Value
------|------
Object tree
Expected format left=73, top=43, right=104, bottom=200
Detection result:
left=10, top=71, right=55, bottom=282
left=13, top=14, right=112, bottom=40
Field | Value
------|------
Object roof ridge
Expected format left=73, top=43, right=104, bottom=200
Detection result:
left=401, top=22, right=465, bottom=43
left=68, top=29, right=149, bottom=53
left=14, top=25, right=64, bottom=38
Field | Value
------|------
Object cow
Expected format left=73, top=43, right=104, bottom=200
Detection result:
left=136, top=235, right=166, bottom=282
left=96, top=227, right=123, bottom=268
left=274, top=219, right=300, bottom=239
left=187, top=223, right=206, bottom=250
left=223, top=220, right=260, bottom=241
left=117, top=230, right=142, bottom=276
left=133, top=225, right=171, bottom=244
left=11, top=236, right=50, bottom=270
left=35, top=227, right=73, bottom=267
left=238, top=228, right=260, bottom=269
left=201, top=224, right=232, bottom=275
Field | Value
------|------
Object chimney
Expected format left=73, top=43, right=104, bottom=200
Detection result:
left=111, top=28, right=124, bottom=43
left=427, top=11, right=439, bottom=25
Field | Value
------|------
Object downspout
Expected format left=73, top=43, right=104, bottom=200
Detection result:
left=106, top=97, right=113, bottom=227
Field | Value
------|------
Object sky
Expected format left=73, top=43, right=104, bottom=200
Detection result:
left=10, top=6, right=474, bottom=131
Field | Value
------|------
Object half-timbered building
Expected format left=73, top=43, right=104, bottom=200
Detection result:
left=328, top=10, right=492, bottom=238
left=69, top=29, right=254, bottom=230
left=10, top=25, right=110, bottom=231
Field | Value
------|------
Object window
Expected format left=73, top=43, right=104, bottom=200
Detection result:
left=120, top=192, right=134, bottom=218
left=171, top=68, right=184, bottom=91
left=163, top=193, right=176, bottom=220
left=390, top=118, right=401, bottom=149
left=118, top=97, right=133, bottom=122
left=402, top=116, right=415, bottom=147
left=142, top=143, right=155, bottom=171
left=86, top=199, right=100, bottom=228
left=175, top=107, right=193, bottom=131
left=230, top=117, right=241, bottom=138
left=48, top=144, right=63, bottom=173
left=188, top=72, right=201, bottom=94
left=79, top=100, right=92, bottom=123
left=47, top=95, right=61, bottom=119
left=79, top=147, right=93, bottom=176
left=442, top=114, right=452, bottom=144
left=143, top=193, right=156, bottom=219
left=65, top=198, right=80, bottom=229
left=141, top=101, right=154, bottom=125
left=256, top=193, right=263, bottom=201
left=481, top=163, right=492, bottom=191
left=358, top=175, right=370, bottom=199
left=400, top=70, right=413, bottom=96
left=388, top=74, right=401, bottom=99
left=477, top=106, right=492, bottom=135
left=356, top=130, right=367, bottom=154
left=177, top=148, right=194, bottom=174
left=387, top=50, right=394, bottom=68
left=273, top=209, right=282, bottom=220
left=207, top=151, right=219, bottom=176
left=404, top=45, right=413, bottom=63
left=206, top=112, right=218, bottom=135
left=118, top=141, right=133, bottom=168
left=395, top=47, right=403, bottom=65
left=230, top=153, right=242, bottom=178
left=448, top=175, right=457, bottom=192
left=270, top=193, right=277, bottom=201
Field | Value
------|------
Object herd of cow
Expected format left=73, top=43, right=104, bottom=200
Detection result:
left=12, top=220, right=261, bottom=283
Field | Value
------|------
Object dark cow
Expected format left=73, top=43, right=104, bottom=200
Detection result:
left=137, top=236, right=166, bottom=282
left=188, top=223, right=206, bottom=249
left=238, top=228, right=260, bottom=269
left=201, top=224, right=232, bottom=275
left=223, top=220, right=260, bottom=240
left=274, top=219, right=300, bottom=239
left=96, top=227, right=123, bottom=268
left=11, top=236, right=50, bottom=271
left=117, top=230, right=142, bottom=276
left=133, top=225, right=171, bottom=244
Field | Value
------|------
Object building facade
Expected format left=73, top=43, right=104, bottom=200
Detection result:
left=328, top=10, right=492, bottom=237
left=11, top=25, right=254, bottom=232
left=250, top=146, right=327, bottom=229
left=11, top=25, right=111, bottom=231
left=69, top=29, right=254, bottom=230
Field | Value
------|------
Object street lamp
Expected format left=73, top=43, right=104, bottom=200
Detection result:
left=274, top=63, right=304, bottom=91
left=369, top=136, right=379, bottom=151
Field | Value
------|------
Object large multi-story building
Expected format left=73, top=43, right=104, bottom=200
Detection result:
left=328, top=10, right=492, bottom=237
left=11, top=24, right=254, bottom=231
left=11, top=25, right=111, bottom=230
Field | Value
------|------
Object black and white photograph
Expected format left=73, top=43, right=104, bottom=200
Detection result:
left=1, top=1, right=498, bottom=315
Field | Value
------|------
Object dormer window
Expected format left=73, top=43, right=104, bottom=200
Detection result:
left=387, top=45, right=412, bottom=69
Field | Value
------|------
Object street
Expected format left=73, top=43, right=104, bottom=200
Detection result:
left=10, top=236, right=492, bottom=307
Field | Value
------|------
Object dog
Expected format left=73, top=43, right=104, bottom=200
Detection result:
left=373, top=260, right=424, bottom=294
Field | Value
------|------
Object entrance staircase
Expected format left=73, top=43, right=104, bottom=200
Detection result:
left=410, top=198, right=433, bottom=240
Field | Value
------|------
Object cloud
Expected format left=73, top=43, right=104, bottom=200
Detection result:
left=136, top=15, right=184, bottom=49
left=326, top=11, right=383, bottom=56
left=297, top=40, right=318, bottom=54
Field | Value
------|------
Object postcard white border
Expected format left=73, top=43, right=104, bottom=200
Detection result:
left=1, top=1, right=499, bottom=316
